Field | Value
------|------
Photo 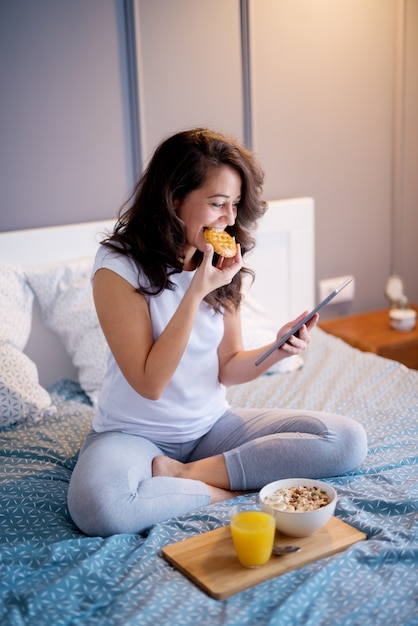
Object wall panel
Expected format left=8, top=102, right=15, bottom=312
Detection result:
left=0, top=0, right=131, bottom=230
left=134, top=0, right=244, bottom=163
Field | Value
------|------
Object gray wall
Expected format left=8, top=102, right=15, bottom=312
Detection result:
left=1, top=0, right=417, bottom=313
left=134, top=0, right=244, bottom=161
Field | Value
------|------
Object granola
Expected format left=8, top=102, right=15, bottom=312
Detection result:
left=263, top=485, right=331, bottom=512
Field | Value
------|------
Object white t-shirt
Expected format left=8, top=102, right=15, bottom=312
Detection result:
left=91, top=245, right=229, bottom=442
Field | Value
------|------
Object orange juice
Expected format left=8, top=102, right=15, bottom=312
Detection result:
left=230, top=510, right=275, bottom=567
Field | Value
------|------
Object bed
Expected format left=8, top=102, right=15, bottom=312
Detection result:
left=0, top=197, right=416, bottom=626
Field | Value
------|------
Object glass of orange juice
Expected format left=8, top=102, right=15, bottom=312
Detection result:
left=230, top=506, right=275, bottom=568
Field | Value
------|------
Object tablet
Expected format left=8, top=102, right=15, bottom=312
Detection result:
left=255, top=276, right=353, bottom=366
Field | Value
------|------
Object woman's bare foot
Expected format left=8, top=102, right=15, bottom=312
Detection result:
left=152, top=454, right=238, bottom=503
left=152, top=455, right=186, bottom=478
left=152, top=454, right=230, bottom=487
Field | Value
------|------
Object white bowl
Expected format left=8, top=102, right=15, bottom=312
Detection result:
left=259, top=478, right=337, bottom=537
left=389, top=308, right=416, bottom=332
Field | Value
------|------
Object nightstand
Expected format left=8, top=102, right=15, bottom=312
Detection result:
left=319, top=305, right=418, bottom=370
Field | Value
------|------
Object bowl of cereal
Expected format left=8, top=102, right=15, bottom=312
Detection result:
left=259, top=478, right=337, bottom=537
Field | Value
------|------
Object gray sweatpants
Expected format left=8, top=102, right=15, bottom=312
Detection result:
left=67, top=408, right=367, bottom=536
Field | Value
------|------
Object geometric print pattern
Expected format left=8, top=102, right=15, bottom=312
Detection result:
left=0, top=328, right=417, bottom=625
left=0, top=264, right=33, bottom=349
left=0, top=343, right=54, bottom=427
left=0, top=264, right=53, bottom=427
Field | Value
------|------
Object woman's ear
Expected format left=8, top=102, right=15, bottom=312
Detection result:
left=173, top=198, right=181, bottom=213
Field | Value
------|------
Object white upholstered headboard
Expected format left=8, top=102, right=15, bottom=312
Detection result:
left=0, top=197, right=314, bottom=386
left=247, top=197, right=314, bottom=323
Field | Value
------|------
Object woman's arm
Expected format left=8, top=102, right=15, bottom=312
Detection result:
left=93, top=268, right=203, bottom=399
left=218, top=308, right=318, bottom=386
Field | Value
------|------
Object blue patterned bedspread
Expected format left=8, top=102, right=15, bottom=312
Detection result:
left=0, top=329, right=417, bottom=625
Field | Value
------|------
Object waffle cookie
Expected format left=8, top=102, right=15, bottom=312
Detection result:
left=204, top=229, right=237, bottom=258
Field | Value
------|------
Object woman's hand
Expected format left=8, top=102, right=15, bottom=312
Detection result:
left=276, top=311, right=319, bottom=356
left=218, top=309, right=319, bottom=387
left=192, top=243, right=243, bottom=298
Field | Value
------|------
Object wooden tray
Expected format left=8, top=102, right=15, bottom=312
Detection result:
left=161, top=516, right=366, bottom=600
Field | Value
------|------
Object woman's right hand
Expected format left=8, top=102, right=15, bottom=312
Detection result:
left=192, top=243, right=243, bottom=298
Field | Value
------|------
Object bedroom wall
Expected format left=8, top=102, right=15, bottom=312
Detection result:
left=0, top=0, right=417, bottom=313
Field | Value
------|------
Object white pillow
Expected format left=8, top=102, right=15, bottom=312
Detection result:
left=0, top=265, right=54, bottom=427
left=0, top=264, right=33, bottom=348
left=0, top=344, right=54, bottom=426
left=241, top=293, right=304, bottom=374
left=27, top=258, right=107, bottom=406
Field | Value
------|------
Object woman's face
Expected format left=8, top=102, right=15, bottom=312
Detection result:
left=175, top=165, right=242, bottom=266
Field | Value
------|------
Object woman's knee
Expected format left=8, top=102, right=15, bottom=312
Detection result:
left=325, top=414, right=368, bottom=475
left=344, top=418, right=368, bottom=470
left=68, top=472, right=210, bottom=537
left=67, top=432, right=161, bottom=535
left=67, top=467, right=153, bottom=536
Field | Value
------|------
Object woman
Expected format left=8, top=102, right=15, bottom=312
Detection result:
left=68, top=128, right=367, bottom=536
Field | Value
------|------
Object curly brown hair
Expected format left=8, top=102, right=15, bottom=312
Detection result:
left=102, top=128, right=267, bottom=312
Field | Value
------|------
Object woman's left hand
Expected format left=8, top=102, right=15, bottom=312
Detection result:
left=276, top=311, right=319, bottom=356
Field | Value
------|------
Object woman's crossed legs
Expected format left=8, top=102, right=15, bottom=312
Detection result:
left=68, top=408, right=367, bottom=536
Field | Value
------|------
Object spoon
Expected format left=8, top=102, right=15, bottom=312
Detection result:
left=272, top=544, right=301, bottom=556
